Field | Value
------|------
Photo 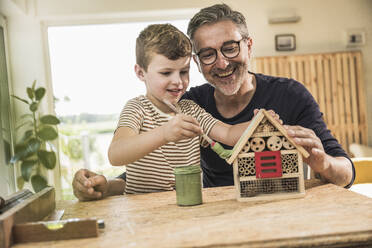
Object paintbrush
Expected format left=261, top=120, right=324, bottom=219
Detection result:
left=163, top=99, right=232, bottom=159
left=163, top=99, right=213, bottom=145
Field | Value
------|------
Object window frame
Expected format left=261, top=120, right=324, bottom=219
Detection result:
left=0, top=14, right=16, bottom=196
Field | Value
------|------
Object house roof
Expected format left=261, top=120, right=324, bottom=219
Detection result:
left=226, top=109, right=310, bottom=164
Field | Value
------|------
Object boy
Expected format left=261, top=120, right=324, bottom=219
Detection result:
left=108, top=24, right=279, bottom=194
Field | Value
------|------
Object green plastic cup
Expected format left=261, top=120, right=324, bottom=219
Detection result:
left=174, top=165, right=203, bottom=206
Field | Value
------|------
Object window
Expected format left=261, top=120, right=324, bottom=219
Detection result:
left=47, top=19, right=206, bottom=199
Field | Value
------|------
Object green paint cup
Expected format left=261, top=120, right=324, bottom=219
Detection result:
left=174, top=165, right=203, bottom=206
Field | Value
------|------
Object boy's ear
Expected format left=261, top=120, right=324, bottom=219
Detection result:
left=192, top=55, right=202, bottom=73
left=134, top=64, right=146, bottom=81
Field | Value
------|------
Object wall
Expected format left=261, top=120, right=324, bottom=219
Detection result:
left=1, top=0, right=371, bottom=143
left=0, top=0, right=60, bottom=196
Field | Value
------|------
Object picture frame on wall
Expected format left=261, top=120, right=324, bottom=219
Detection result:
left=275, top=34, right=296, bottom=51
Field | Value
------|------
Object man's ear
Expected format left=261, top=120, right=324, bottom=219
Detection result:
left=246, top=37, right=253, bottom=58
left=134, top=64, right=146, bottom=82
left=192, top=55, right=202, bottom=73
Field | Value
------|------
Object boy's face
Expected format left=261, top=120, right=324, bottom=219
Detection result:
left=136, top=53, right=191, bottom=112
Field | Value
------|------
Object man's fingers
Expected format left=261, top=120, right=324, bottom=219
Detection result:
left=293, top=137, right=318, bottom=147
left=73, top=169, right=104, bottom=201
left=87, top=190, right=102, bottom=199
left=74, top=184, right=102, bottom=201
left=74, top=169, right=92, bottom=187
left=312, top=147, right=324, bottom=156
left=89, top=175, right=107, bottom=188
left=285, top=126, right=315, bottom=139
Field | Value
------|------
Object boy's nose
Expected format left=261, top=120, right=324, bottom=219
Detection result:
left=172, top=74, right=183, bottom=85
left=172, top=76, right=183, bottom=89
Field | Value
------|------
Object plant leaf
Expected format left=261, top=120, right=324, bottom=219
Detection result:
left=10, top=144, right=26, bottom=163
left=31, top=174, right=48, bottom=192
left=17, top=176, right=25, bottom=189
left=21, top=160, right=37, bottom=181
left=40, top=115, right=60, bottom=125
left=29, top=102, right=38, bottom=112
left=27, top=138, right=41, bottom=154
left=38, top=150, right=56, bottom=169
left=31, top=80, right=36, bottom=91
left=11, top=95, right=29, bottom=104
left=35, top=87, right=46, bottom=101
left=20, top=130, right=34, bottom=143
left=27, top=87, right=34, bottom=100
left=11, top=138, right=42, bottom=163
left=38, top=126, right=58, bottom=141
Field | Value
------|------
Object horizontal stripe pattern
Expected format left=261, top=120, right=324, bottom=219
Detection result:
left=117, top=95, right=218, bottom=194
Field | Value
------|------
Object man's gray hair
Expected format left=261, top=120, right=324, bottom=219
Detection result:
left=187, top=4, right=250, bottom=41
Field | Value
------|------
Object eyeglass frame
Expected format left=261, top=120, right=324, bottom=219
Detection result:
left=195, top=37, right=248, bottom=66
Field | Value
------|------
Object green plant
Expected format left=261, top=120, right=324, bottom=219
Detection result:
left=10, top=80, right=60, bottom=192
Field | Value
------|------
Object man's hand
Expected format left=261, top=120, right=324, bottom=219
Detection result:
left=284, top=125, right=353, bottom=187
left=72, top=169, right=109, bottom=201
left=284, top=125, right=329, bottom=173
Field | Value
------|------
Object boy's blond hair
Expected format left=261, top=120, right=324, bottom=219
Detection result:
left=136, top=24, right=192, bottom=71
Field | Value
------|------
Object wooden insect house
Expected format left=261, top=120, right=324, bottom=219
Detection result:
left=226, top=109, right=310, bottom=202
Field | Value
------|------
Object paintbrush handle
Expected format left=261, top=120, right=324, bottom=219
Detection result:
left=163, top=99, right=179, bottom=113
left=163, top=99, right=214, bottom=145
left=202, top=133, right=214, bottom=145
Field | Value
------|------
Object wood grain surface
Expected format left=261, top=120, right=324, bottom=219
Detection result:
left=13, top=180, right=372, bottom=248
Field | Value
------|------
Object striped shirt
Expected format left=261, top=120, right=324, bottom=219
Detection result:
left=117, top=95, right=218, bottom=194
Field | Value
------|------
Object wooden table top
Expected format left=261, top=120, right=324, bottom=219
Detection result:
left=14, top=180, right=372, bottom=248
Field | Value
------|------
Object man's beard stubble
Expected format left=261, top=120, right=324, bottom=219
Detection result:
left=209, top=61, right=249, bottom=96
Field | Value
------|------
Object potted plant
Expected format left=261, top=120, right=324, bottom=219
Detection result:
left=10, top=80, right=60, bottom=192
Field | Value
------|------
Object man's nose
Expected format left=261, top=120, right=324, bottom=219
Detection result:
left=214, top=51, right=229, bottom=69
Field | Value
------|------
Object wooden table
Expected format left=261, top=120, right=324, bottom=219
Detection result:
left=13, top=180, right=372, bottom=248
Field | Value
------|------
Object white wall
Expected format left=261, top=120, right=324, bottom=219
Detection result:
left=1, top=0, right=372, bottom=146
left=0, top=0, right=60, bottom=195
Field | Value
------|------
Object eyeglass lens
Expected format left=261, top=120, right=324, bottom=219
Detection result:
left=198, top=40, right=241, bottom=65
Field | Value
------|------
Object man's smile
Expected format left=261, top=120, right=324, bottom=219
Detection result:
left=215, top=67, right=235, bottom=78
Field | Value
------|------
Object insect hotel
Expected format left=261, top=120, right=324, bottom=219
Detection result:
left=226, top=109, right=310, bottom=202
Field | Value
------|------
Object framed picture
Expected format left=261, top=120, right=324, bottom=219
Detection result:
left=275, top=34, right=296, bottom=51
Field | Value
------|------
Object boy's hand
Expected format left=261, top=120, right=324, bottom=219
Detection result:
left=254, top=109, right=283, bottom=125
left=163, top=114, right=202, bottom=143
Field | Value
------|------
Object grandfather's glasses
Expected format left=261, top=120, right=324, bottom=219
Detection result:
left=196, top=38, right=246, bottom=65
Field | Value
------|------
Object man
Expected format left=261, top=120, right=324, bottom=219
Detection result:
left=73, top=4, right=354, bottom=201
